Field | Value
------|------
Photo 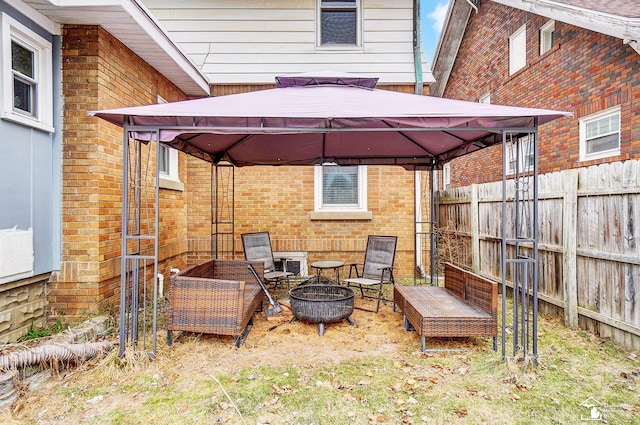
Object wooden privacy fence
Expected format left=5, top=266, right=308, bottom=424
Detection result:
left=436, top=160, right=640, bottom=350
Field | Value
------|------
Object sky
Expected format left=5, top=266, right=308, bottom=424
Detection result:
left=421, top=0, right=450, bottom=65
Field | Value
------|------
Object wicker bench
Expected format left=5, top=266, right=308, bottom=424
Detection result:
left=394, top=263, right=498, bottom=352
left=167, top=259, right=265, bottom=348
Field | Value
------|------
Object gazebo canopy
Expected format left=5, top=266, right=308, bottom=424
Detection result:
left=91, top=71, right=570, bottom=167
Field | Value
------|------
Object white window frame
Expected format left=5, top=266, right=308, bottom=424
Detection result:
left=0, top=13, right=53, bottom=132
left=479, top=92, right=491, bottom=104
left=509, top=24, right=526, bottom=76
left=314, top=164, right=367, bottom=212
left=157, top=95, right=183, bottom=191
left=442, top=163, right=451, bottom=189
left=579, top=106, right=621, bottom=162
left=316, top=0, right=362, bottom=49
left=505, top=134, right=535, bottom=175
left=540, top=20, right=555, bottom=55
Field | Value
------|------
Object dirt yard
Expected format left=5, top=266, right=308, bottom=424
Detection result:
left=2, top=294, right=639, bottom=425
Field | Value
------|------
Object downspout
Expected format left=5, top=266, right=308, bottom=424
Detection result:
left=413, top=0, right=423, bottom=95
left=413, top=0, right=426, bottom=280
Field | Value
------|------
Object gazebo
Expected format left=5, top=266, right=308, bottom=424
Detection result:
left=91, top=72, right=571, bottom=361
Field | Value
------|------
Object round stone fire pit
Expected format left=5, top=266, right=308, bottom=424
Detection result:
left=289, top=285, right=356, bottom=336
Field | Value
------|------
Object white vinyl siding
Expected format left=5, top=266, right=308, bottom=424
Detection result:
left=141, top=0, right=417, bottom=84
left=509, top=24, right=526, bottom=75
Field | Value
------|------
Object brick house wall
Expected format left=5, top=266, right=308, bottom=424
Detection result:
left=439, top=1, right=639, bottom=187
left=187, top=83, right=420, bottom=279
left=48, top=26, right=191, bottom=317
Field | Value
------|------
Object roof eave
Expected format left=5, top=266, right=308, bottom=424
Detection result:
left=14, top=0, right=210, bottom=96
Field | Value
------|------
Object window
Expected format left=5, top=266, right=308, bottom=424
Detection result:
left=509, top=24, right=526, bottom=75
left=579, top=106, right=621, bottom=161
left=506, top=134, right=535, bottom=175
left=479, top=92, right=491, bottom=104
left=314, top=164, right=367, bottom=212
left=157, top=95, right=183, bottom=191
left=540, top=20, right=555, bottom=55
left=443, top=163, right=451, bottom=189
left=1, top=13, right=53, bottom=132
left=317, top=0, right=360, bottom=47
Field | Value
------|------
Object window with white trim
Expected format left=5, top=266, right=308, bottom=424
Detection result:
left=579, top=106, right=621, bottom=161
left=506, top=134, right=535, bottom=175
left=479, top=92, right=490, bottom=104
left=1, top=13, right=53, bottom=132
left=157, top=95, right=183, bottom=191
left=442, top=163, right=451, bottom=189
left=314, top=164, right=367, bottom=211
left=317, top=0, right=360, bottom=47
left=540, top=20, right=555, bottom=55
left=509, top=24, right=526, bottom=75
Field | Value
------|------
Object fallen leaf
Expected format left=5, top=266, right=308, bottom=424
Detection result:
left=516, top=383, right=532, bottom=391
left=407, top=396, right=419, bottom=405
left=466, top=386, right=478, bottom=394
left=389, top=382, right=403, bottom=392
left=406, top=378, right=417, bottom=386
left=619, top=403, right=637, bottom=413
left=458, top=367, right=469, bottom=375
left=510, top=393, right=521, bottom=401
left=429, top=377, right=439, bottom=385
left=454, top=408, right=468, bottom=417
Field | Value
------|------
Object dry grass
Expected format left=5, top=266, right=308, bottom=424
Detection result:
left=2, top=293, right=639, bottom=425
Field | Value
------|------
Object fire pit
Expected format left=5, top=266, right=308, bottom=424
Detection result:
left=289, top=285, right=356, bottom=336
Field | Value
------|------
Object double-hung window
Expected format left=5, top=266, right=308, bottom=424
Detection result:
left=317, top=0, right=360, bottom=47
left=1, top=13, right=53, bottom=132
left=579, top=106, right=621, bottom=161
left=314, top=164, right=367, bottom=213
left=506, top=134, right=535, bottom=175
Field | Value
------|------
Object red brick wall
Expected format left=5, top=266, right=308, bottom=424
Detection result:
left=440, top=1, right=639, bottom=187
left=50, top=26, right=190, bottom=316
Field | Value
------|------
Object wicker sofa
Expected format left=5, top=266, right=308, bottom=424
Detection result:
left=394, top=263, right=498, bottom=352
left=167, top=259, right=265, bottom=347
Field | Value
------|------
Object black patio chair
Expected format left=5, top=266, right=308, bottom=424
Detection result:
left=343, top=235, right=397, bottom=313
left=241, top=231, right=293, bottom=290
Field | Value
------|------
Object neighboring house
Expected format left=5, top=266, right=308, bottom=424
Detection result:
left=430, top=0, right=640, bottom=349
left=0, top=0, right=433, bottom=341
left=430, top=0, right=639, bottom=188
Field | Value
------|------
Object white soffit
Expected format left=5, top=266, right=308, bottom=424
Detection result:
left=492, top=0, right=640, bottom=43
left=15, top=0, right=209, bottom=96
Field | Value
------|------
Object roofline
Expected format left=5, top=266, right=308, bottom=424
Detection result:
left=7, top=0, right=210, bottom=96
left=432, top=0, right=640, bottom=97
left=492, top=0, right=640, bottom=41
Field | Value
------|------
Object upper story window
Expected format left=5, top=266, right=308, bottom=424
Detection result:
left=579, top=106, right=621, bottom=162
left=1, top=13, right=53, bottom=132
left=509, top=24, right=526, bottom=75
left=314, top=164, right=367, bottom=212
left=317, top=0, right=360, bottom=47
left=540, top=20, right=555, bottom=55
left=506, top=134, right=535, bottom=175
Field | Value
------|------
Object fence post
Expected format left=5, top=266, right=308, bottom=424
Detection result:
left=562, top=169, right=579, bottom=328
left=471, top=184, right=480, bottom=273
